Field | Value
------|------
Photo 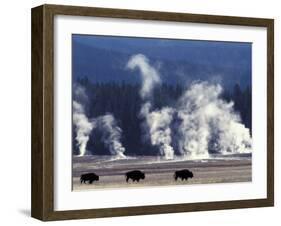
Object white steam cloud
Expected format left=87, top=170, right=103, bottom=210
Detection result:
left=127, top=54, right=175, bottom=159
left=73, top=84, right=126, bottom=157
left=177, top=82, right=252, bottom=158
left=93, top=113, right=126, bottom=159
left=73, top=100, right=94, bottom=156
left=127, top=54, right=252, bottom=160
left=140, top=103, right=175, bottom=159
left=127, top=54, right=161, bottom=100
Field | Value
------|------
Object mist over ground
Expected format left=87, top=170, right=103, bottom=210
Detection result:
left=72, top=35, right=252, bottom=159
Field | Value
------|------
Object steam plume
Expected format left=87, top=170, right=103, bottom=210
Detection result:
left=127, top=54, right=175, bottom=159
left=94, top=113, right=126, bottom=158
left=73, top=84, right=126, bottom=157
left=73, top=100, right=94, bottom=156
left=177, top=82, right=252, bottom=158
left=127, top=54, right=252, bottom=159
left=127, top=54, right=161, bottom=100
left=140, top=103, right=175, bottom=159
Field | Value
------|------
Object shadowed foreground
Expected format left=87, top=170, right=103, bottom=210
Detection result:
left=72, top=154, right=251, bottom=191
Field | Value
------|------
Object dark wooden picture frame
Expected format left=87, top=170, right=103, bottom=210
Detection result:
left=31, top=4, right=274, bottom=221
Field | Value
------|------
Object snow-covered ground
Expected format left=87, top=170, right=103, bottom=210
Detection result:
left=72, top=154, right=251, bottom=191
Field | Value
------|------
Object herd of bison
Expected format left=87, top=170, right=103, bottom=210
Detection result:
left=80, top=169, right=194, bottom=184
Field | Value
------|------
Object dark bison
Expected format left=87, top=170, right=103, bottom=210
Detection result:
left=80, top=173, right=99, bottom=184
left=126, top=170, right=145, bottom=182
left=174, top=169, right=193, bottom=181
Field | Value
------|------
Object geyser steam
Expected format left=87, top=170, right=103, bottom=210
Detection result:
left=140, top=103, right=175, bottom=159
left=177, top=82, right=252, bottom=158
left=93, top=113, right=126, bottom=158
left=127, top=54, right=175, bottom=159
left=127, top=54, right=252, bottom=160
left=73, top=84, right=126, bottom=157
left=73, top=84, right=94, bottom=156
left=127, top=54, right=161, bottom=100
left=73, top=100, right=94, bottom=156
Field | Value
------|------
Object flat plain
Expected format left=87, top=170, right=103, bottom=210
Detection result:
left=72, top=154, right=252, bottom=191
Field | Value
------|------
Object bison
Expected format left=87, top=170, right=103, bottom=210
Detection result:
left=80, top=173, right=99, bottom=184
left=174, top=169, right=193, bottom=181
left=125, top=170, right=145, bottom=182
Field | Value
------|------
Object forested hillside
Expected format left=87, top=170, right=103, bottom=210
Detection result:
left=73, top=78, right=251, bottom=156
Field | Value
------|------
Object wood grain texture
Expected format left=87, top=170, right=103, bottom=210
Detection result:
left=31, top=5, right=44, bottom=220
left=267, top=19, right=274, bottom=206
left=32, top=5, right=55, bottom=220
left=31, top=4, right=274, bottom=221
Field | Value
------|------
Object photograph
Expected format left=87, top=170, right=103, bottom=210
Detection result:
left=30, top=3, right=274, bottom=221
left=72, top=34, right=253, bottom=191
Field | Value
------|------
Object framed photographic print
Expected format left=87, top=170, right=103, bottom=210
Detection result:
left=31, top=4, right=274, bottom=221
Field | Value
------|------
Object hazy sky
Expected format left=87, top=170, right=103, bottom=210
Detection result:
left=72, top=34, right=252, bottom=89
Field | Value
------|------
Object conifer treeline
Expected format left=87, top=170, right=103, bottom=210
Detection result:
left=73, top=78, right=252, bottom=156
